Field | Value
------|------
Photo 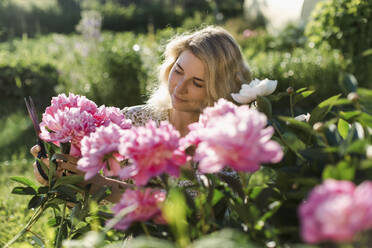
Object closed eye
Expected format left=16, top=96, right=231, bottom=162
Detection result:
left=193, top=81, right=203, bottom=88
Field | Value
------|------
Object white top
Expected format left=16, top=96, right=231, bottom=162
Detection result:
left=121, top=105, right=169, bottom=127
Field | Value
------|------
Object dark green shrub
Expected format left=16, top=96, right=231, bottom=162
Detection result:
left=0, top=63, right=58, bottom=117
left=0, top=0, right=80, bottom=41
left=305, top=0, right=372, bottom=86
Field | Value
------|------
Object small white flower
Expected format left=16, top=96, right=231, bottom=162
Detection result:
left=231, top=78, right=278, bottom=104
left=366, top=145, right=372, bottom=160
left=294, top=113, right=311, bottom=122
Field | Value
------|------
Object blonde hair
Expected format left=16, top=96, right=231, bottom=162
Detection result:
left=147, top=26, right=251, bottom=112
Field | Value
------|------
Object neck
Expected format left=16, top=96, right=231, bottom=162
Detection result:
left=169, top=109, right=200, bottom=137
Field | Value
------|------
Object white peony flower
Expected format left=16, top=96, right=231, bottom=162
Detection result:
left=231, top=78, right=278, bottom=104
left=294, top=113, right=311, bottom=122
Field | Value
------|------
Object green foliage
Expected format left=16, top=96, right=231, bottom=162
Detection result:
left=0, top=63, right=58, bottom=117
left=86, top=0, right=242, bottom=34
left=247, top=45, right=346, bottom=111
left=0, top=0, right=81, bottom=41
left=0, top=32, right=152, bottom=108
left=305, top=0, right=372, bottom=86
left=0, top=111, right=36, bottom=161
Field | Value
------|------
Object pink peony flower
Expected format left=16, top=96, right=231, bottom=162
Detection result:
left=112, top=188, right=166, bottom=230
left=39, top=93, right=131, bottom=157
left=183, top=99, right=283, bottom=173
left=181, top=98, right=238, bottom=149
left=77, top=123, right=128, bottom=180
left=118, top=121, right=187, bottom=186
left=299, top=179, right=372, bottom=244
left=44, top=93, right=98, bottom=117
left=94, top=106, right=132, bottom=129
left=40, top=108, right=97, bottom=156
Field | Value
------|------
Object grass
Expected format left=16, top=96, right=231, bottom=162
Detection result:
left=0, top=158, right=56, bottom=247
left=0, top=112, right=54, bottom=247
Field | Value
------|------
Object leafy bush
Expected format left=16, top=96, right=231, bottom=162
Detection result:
left=0, top=32, right=152, bottom=109
left=305, top=0, right=372, bottom=86
left=0, top=63, right=58, bottom=117
left=247, top=45, right=346, bottom=111
left=0, top=0, right=80, bottom=41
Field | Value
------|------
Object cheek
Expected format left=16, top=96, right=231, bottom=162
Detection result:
left=190, top=88, right=207, bottom=103
left=168, top=71, right=177, bottom=93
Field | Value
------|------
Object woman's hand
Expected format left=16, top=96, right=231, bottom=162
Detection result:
left=30, top=144, right=132, bottom=203
left=30, top=145, right=81, bottom=185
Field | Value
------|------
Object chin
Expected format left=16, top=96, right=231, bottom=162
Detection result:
left=172, top=102, right=200, bottom=113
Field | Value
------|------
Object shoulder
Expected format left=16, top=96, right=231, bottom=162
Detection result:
left=121, top=105, right=168, bottom=127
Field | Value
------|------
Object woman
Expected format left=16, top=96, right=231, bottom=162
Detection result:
left=31, top=25, right=252, bottom=202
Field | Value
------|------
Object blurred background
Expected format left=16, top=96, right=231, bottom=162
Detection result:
left=0, top=0, right=371, bottom=188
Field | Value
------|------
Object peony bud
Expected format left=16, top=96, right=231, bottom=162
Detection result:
left=286, top=87, right=294, bottom=94
left=313, top=122, right=324, bottom=132
left=347, top=92, right=359, bottom=102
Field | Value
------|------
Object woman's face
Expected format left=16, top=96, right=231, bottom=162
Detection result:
left=168, top=50, right=207, bottom=113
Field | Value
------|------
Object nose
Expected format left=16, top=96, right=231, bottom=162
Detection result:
left=175, top=78, right=188, bottom=94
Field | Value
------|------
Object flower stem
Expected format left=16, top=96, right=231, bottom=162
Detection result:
left=141, top=222, right=151, bottom=237
left=272, top=122, right=306, bottom=161
left=289, top=93, right=294, bottom=118
left=55, top=201, right=67, bottom=248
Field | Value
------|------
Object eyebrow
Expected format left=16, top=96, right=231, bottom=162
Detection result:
left=176, top=63, right=205, bottom=82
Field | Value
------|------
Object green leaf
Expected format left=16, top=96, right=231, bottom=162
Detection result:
left=48, top=217, right=61, bottom=227
left=70, top=203, right=83, bottom=226
left=54, top=185, right=78, bottom=202
left=10, top=176, right=38, bottom=191
left=211, top=189, right=224, bottom=206
left=339, top=111, right=362, bottom=120
left=357, top=113, right=372, bottom=128
left=279, top=116, right=314, bottom=135
left=31, top=235, right=45, bottom=247
left=358, top=88, right=372, bottom=114
left=346, top=140, right=368, bottom=155
left=310, top=94, right=343, bottom=125
left=28, top=195, right=44, bottom=209
left=92, top=186, right=111, bottom=203
left=337, top=118, right=349, bottom=140
left=362, top=48, right=372, bottom=57
left=256, top=95, right=272, bottom=119
left=296, top=87, right=308, bottom=93
left=280, top=132, right=306, bottom=160
left=11, top=186, right=37, bottom=195
left=38, top=186, right=49, bottom=194
left=37, top=158, right=49, bottom=177
left=53, top=175, right=84, bottom=189
left=255, top=201, right=281, bottom=231
left=322, top=161, right=355, bottom=181
left=293, top=90, right=314, bottom=105
left=318, top=94, right=342, bottom=108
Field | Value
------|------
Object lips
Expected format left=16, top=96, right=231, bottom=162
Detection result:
left=173, top=94, right=187, bottom=102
